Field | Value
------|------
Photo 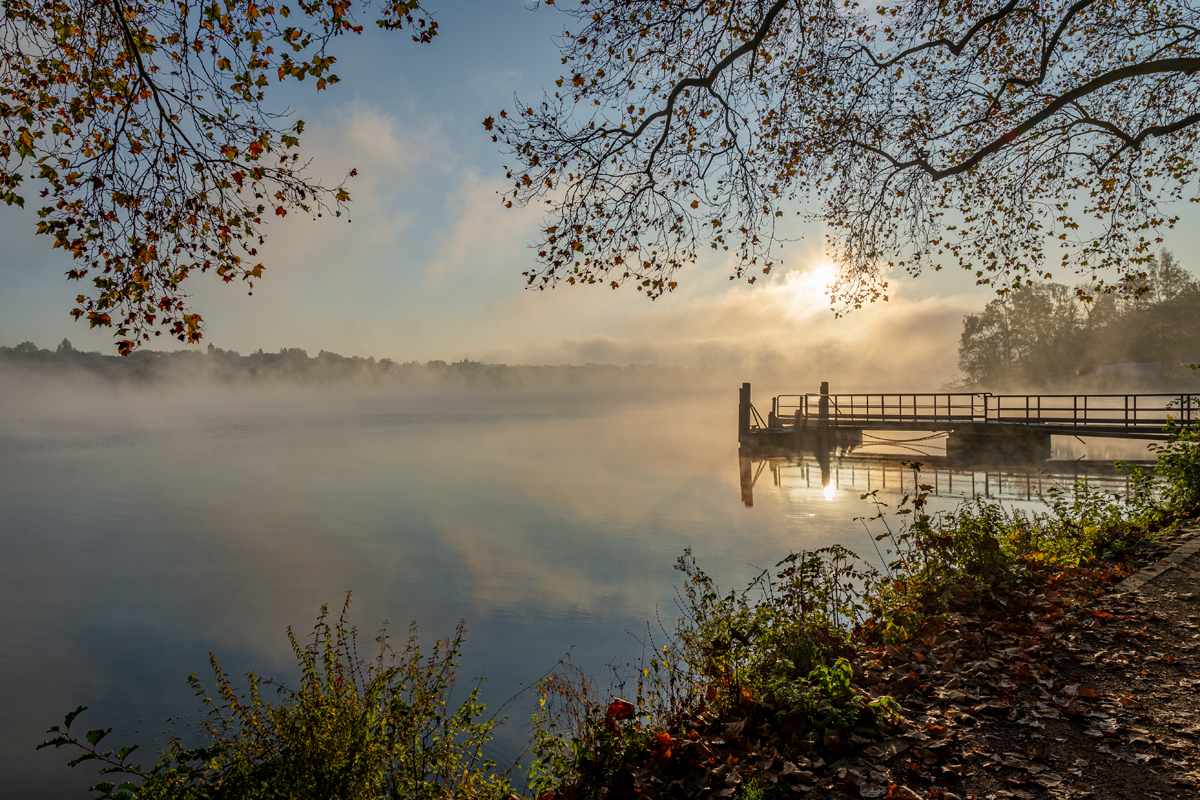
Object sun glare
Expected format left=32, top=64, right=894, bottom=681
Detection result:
left=781, top=262, right=839, bottom=314
left=809, top=263, right=837, bottom=288
left=823, top=483, right=836, bottom=501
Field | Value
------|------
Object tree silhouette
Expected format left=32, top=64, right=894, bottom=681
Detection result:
left=490, top=0, right=1200, bottom=307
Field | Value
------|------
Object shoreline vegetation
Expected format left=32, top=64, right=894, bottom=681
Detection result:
left=5, top=339, right=1200, bottom=396
left=39, top=418, right=1200, bottom=798
left=0, top=340, right=699, bottom=390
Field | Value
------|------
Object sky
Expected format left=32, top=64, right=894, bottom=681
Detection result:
left=3, top=0, right=1200, bottom=388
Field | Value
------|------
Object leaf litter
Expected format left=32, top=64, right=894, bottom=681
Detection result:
left=544, top=536, right=1200, bottom=800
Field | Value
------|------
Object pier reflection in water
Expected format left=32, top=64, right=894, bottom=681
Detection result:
left=738, top=435, right=1151, bottom=508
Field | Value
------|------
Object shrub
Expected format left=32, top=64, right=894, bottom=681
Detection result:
left=1150, top=416, right=1200, bottom=512
left=768, top=658, right=861, bottom=728
left=670, top=545, right=871, bottom=719
left=41, top=595, right=512, bottom=800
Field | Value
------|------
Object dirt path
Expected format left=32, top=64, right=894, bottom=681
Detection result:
left=867, top=528, right=1200, bottom=800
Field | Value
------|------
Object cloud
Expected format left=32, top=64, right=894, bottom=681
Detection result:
left=461, top=263, right=977, bottom=390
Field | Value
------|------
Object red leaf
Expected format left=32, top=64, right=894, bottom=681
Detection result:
left=605, top=699, right=635, bottom=722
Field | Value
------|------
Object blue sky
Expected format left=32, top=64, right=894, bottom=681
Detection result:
left=2, top=1, right=1198, bottom=387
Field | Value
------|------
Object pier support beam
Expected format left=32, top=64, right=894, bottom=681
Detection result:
left=946, top=425, right=1051, bottom=464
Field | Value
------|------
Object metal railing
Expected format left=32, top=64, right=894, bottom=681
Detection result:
left=775, top=393, right=988, bottom=427
left=771, top=392, right=1198, bottom=432
left=985, top=394, right=1196, bottom=431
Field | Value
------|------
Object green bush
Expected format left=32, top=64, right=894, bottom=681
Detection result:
left=669, top=545, right=871, bottom=717
left=1150, top=416, right=1200, bottom=512
left=41, top=596, right=512, bottom=800
left=768, top=658, right=860, bottom=728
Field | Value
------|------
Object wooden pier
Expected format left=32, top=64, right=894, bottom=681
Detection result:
left=738, top=382, right=1196, bottom=464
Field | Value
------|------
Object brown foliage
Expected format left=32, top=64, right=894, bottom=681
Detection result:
left=0, top=0, right=436, bottom=352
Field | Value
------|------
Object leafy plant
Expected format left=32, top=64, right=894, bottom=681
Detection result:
left=1150, top=414, right=1200, bottom=512
left=768, top=658, right=861, bottom=729
left=526, top=676, right=653, bottom=800
left=41, top=595, right=512, bottom=800
left=670, top=545, right=872, bottom=718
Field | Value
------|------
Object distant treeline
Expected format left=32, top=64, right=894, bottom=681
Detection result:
left=955, top=250, right=1200, bottom=391
left=0, top=340, right=692, bottom=389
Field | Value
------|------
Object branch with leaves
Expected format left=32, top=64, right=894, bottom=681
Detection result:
left=490, top=0, right=1200, bottom=307
left=1, top=0, right=436, bottom=352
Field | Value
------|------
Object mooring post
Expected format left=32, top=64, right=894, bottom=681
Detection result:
left=738, top=382, right=752, bottom=442
left=818, top=381, right=830, bottom=425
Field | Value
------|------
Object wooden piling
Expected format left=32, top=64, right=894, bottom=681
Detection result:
left=738, top=382, right=751, bottom=442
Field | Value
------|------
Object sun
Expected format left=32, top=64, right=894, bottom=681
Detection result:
left=782, top=262, right=839, bottom=313
left=809, top=262, right=837, bottom=288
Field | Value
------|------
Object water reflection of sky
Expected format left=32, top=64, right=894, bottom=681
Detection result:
left=0, top=388, right=1151, bottom=797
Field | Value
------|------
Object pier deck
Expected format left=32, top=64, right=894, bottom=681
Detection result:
left=739, top=383, right=1197, bottom=462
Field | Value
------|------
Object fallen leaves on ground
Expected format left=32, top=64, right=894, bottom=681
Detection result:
left=552, top=532, right=1200, bottom=799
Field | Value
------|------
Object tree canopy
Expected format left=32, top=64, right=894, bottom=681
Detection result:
left=956, top=250, right=1200, bottom=389
left=1, top=0, right=435, bottom=353
left=489, top=0, right=1200, bottom=305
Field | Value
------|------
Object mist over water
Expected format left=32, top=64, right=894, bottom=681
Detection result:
left=0, top=366, right=1158, bottom=798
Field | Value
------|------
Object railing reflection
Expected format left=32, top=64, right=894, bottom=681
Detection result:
left=738, top=451, right=1143, bottom=508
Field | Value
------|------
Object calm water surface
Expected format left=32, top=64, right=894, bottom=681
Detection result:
left=0, top=385, right=1150, bottom=797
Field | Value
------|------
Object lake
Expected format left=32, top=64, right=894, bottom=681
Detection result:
left=0, top=381, right=1152, bottom=797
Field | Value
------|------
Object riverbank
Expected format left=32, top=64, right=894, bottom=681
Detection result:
left=823, top=531, right=1200, bottom=799
left=528, top=523, right=1200, bottom=800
